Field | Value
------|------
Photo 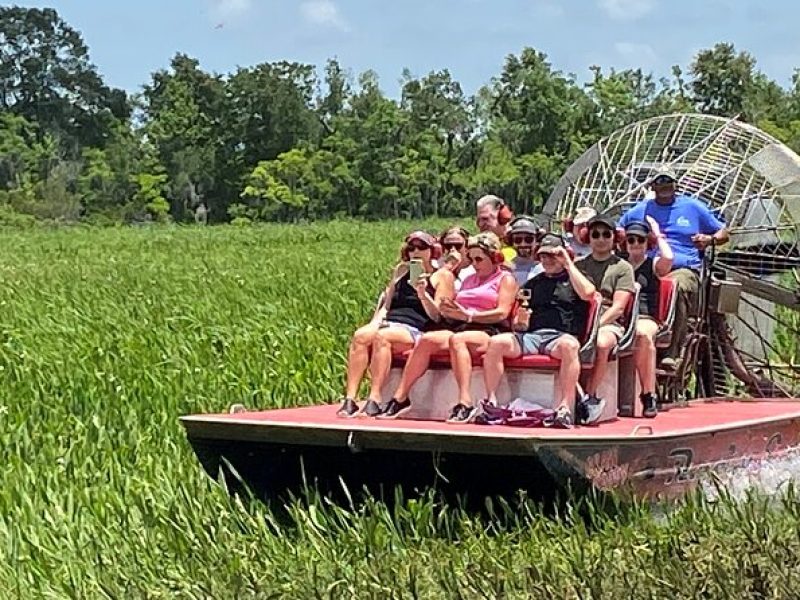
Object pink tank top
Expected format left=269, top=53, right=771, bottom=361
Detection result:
left=456, top=268, right=506, bottom=312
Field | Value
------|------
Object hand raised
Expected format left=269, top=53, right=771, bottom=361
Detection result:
left=645, top=215, right=661, bottom=237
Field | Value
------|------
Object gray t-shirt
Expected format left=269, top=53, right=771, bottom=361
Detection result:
left=576, top=254, right=635, bottom=324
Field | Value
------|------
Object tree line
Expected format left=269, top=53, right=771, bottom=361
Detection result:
left=2, top=6, right=800, bottom=225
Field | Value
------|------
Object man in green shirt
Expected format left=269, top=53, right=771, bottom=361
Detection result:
left=575, top=214, right=635, bottom=424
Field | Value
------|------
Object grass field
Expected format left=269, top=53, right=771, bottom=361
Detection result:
left=2, top=222, right=800, bottom=598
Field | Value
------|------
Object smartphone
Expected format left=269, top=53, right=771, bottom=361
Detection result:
left=408, top=259, right=424, bottom=284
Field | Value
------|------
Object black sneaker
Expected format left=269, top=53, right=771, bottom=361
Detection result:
left=446, top=403, right=478, bottom=424
left=336, top=397, right=359, bottom=418
left=360, top=399, right=384, bottom=417
left=641, top=392, right=658, bottom=418
left=578, top=394, right=606, bottom=426
left=376, top=398, right=411, bottom=419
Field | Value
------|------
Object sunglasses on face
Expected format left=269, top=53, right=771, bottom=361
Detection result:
left=468, top=254, right=486, bottom=263
left=590, top=229, right=613, bottom=240
left=407, top=242, right=430, bottom=252
left=443, top=241, right=464, bottom=251
left=511, top=235, right=535, bottom=244
left=626, top=235, right=646, bottom=244
left=653, top=177, right=675, bottom=186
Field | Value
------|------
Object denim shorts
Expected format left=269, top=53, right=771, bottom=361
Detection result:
left=384, top=321, right=423, bottom=343
left=514, top=328, right=565, bottom=356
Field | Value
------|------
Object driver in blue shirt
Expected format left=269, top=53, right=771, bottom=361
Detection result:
left=618, top=167, right=729, bottom=370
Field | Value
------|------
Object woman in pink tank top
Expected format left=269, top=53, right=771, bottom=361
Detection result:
left=376, top=232, right=518, bottom=423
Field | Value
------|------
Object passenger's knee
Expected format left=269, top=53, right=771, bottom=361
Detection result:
left=559, top=336, right=580, bottom=355
left=449, top=335, right=467, bottom=351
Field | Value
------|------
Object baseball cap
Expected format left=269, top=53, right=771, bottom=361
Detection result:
left=467, top=231, right=502, bottom=254
left=586, top=214, right=617, bottom=230
left=405, top=231, right=437, bottom=247
left=652, top=166, right=677, bottom=183
left=508, top=216, right=540, bottom=235
left=536, top=232, right=566, bottom=255
left=624, top=221, right=650, bottom=237
left=573, top=206, right=597, bottom=226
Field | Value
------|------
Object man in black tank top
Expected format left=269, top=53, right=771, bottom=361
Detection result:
left=482, top=233, right=597, bottom=428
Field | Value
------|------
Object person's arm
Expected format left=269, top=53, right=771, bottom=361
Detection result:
left=417, top=268, right=455, bottom=321
left=557, top=249, right=596, bottom=301
left=599, top=263, right=635, bottom=325
left=371, top=263, right=404, bottom=323
left=600, top=290, right=632, bottom=326
left=692, top=202, right=729, bottom=249
left=443, top=273, right=518, bottom=324
left=647, top=215, right=674, bottom=277
left=469, top=273, right=518, bottom=323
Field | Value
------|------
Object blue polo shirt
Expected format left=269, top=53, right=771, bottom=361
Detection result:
left=618, top=194, right=725, bottom=270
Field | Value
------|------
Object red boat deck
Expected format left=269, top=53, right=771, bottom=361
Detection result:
left=182, top=398, right=800, bottom=451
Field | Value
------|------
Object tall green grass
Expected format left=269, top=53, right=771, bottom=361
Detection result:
left=1, top=223, right=799, bottom=598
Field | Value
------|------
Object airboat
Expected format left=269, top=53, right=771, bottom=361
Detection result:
left=182, top=114, right=800, bottom=502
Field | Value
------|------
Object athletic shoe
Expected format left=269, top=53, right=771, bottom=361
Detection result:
left=545, top=406, right=573, bottom=429
left=641, top=392, right=658, bottom=418
left=360, top=399, right=384, bottom=417
left=376, top=398, right=411, bottom=419
left=446, top=403, right=478, bottom=424
left=336, top=397, right=359, bottom=418
left=581, top=395, right=607, bottom=425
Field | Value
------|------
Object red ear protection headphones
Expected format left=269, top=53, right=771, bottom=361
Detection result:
left=497, top=200, right=514, bottom=226
left=576, top=221, right=623, bottom=245
left=401, top=232, right=442, bottom=261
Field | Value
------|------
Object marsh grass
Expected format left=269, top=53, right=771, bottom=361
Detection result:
left=1, top=222, right=799, bottom=598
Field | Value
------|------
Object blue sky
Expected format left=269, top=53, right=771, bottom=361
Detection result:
left=13, top=0, right=800, bottom=97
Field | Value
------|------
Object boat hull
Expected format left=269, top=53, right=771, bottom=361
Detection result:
left=181, top=398, right=800, bottom=503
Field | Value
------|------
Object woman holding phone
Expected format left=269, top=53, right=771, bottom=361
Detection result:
left=337, top=231, right=454, bottom=418
left=377, top=232, right=518, bottom=423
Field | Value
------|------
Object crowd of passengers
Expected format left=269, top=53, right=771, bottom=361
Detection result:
left=337, top=167, right=729, bottom=428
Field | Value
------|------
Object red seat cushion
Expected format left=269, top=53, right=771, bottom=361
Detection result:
left=504, top=354, right=561, bottom=369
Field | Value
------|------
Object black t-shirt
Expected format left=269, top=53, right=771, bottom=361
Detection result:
left=386, top=275, right=435, bottom=330
left=522, top=270, right=588, bottom=337
left=634, top=257, right=659, bottom=317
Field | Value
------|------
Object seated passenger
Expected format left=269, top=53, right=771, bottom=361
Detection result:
left=618, top=166, right=728, bottom=371
left=377, top=232, right=517, bottom=422
left=624, top=217, right=673, bottom=418
left=575, top=214, right=635, bottom=424
left=506, top=216, right=545, bottom=285
left=337, top=231, right=454, bottom=417
left=438, top=226, right=474, bottom=290
left=482, top=233, right=596, bottom=428
left=564, top=206, right=597, bottom=259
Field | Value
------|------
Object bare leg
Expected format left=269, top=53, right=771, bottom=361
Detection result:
left=391, top=330, right=453, bottom=401
left=549, top=335, right=581, bottom=411
left=345, top=323, right=378, bottom=398
left=586, top=327, right=618, bottom=396
left=367, top=327, right=414, bottom=401
left=450, top=331, right=491, bottom=405
left=482, top=333, right=521, bottom=404
left=633, top=318, right=659, bottom=394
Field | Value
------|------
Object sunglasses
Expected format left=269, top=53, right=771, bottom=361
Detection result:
left=467, top=254, right=486, bottom=263
left=590, top=230, right=613, bottom=239
left=442, top=241, right=464, bottom=251
left=407, top=242, right=430, bottom=251
left=653, top=177, right=675, bottom=185
left=626, top=235, right=646, bottom=244
left=511, top=235, right=535, bottom=244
